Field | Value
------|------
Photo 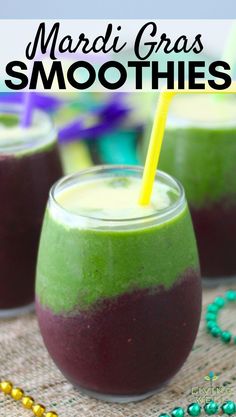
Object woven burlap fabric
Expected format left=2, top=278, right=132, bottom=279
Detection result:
left=0, top=286, right=236, bottom=417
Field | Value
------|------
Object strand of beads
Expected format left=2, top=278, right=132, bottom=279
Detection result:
left=1, top=379, right=236, bottom=417
left=0, top=380, right=58, bottom=417
left=158, top=399, right=236, bottom=416
left=205, top=290, right=236, bottom=344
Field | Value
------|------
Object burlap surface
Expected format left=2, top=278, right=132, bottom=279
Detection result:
left=0, top=286, right=236, bottom=417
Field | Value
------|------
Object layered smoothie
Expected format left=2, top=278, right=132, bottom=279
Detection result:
left=0, top=107, right=63, bottom=315
left=36, top=166, right=201, bottom=402
left=158, top=94, right=236, bottom=282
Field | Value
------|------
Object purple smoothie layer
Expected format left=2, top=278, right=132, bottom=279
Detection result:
left=0, top=144, right=63, bottom=309
left=36, top=269, right=201, bottom=396
left=191, top=201, right=236, bottom=278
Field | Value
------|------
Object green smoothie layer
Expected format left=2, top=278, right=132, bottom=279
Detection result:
left=36, top=175, right=199, bottom=314
left=0, top=114, right=18, bottom=127
left=159, top=95, right=236, bottom=207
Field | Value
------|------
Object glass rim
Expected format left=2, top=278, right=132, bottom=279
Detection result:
left=49, top=165, right=186, bottom=226
left=0, top=103, right=56, bottom=153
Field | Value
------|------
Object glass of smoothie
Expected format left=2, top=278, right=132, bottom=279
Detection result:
left=0, top=104, right=63, bottom=317
left=158, top=94, right=236, bottom=285
left=36, top=165, right=201, bottom=402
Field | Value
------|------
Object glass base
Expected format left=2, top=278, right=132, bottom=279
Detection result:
left=202, top=275, right=236, bottom=288
left=76, top=385, right=162, bottom=403
left=0, top=302, right=35, bottom=319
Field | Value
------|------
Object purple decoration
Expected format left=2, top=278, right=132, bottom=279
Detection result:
left=0, top=92, right=62, bottom=112
left=58, top=98, right=130, bottom=143
left=29, top=93, right=62, bottom=111
left=20, top=93, right=33, bottom=127
left=0, top=92, right=131, bottom=139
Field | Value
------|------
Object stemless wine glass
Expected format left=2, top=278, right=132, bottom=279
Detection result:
left=0, top=104, right=63, bottom=317
left=158, top=94, right=236, bottom=286
left=36, top=165, right=201, bottom=403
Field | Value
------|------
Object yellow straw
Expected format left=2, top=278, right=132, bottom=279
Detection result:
left=139, top=82, right=236, bottom=206
left=139, top=91, right=175, bottom=205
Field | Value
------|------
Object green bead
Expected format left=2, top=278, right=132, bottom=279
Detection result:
left=234, top=336, right=236, bottom=344
left=214, top=296, right=226, bottom=308
left=210, top=326, right=222, bottom=337
left=187, top=403, right=202, bottom=416
left=222, top=401, right=236, bottom=415
left=207, top=321, right=217, bottom=330
left=226, top=290, right=236, bottom=302
left=205, top=313, right=217, bottom=322
left=204, top=401, right=219, bottom=415
left=207, top=304, right=219, bottom=314
left=159, top=414, right=170, bottom=417
left=171, top=407, right=185, bottom=417
left=221, top=331, right=232, bottom=343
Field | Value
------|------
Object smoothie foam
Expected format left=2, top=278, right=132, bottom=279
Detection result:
left=0, top=110, right=57, bottom=157
left=56, top=176, right=179, bottom=219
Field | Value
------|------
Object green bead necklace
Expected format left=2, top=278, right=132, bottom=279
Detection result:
left=158, top=399, right=236, bottom=416
left=205, top=290, right=236, bottom=344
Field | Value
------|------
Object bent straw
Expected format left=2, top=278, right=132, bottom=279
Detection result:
left=21, top=92, right=34, bottom=128
left=20, top=92, right=62, bottom=126
left=139, top=82, right=236, bottom=206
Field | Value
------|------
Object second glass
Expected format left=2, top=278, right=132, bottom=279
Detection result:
left=158, top=94, right=236, bottom=285
left=0, top=105, right=63, bottom=317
